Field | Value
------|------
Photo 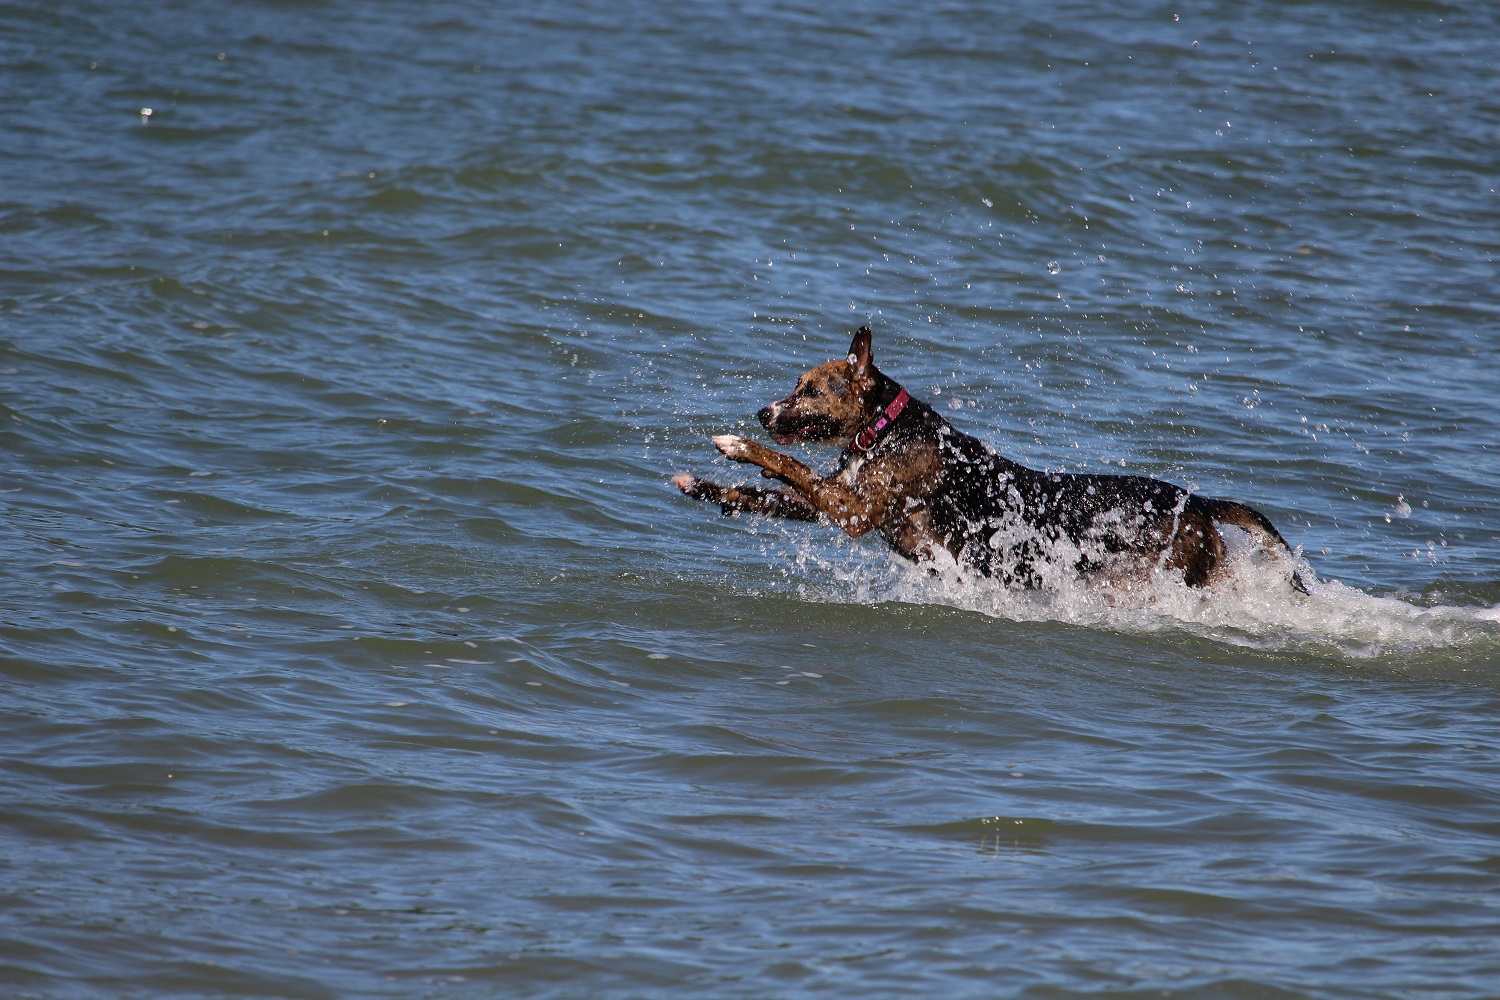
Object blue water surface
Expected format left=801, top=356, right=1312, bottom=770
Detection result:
left=3, top=1, right=1500, bottom=997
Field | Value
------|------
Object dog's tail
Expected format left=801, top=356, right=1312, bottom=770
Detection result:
left=1197, top=497, right=1310, bottom=595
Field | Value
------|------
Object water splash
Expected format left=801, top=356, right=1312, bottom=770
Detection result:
left=776, top=526, right=1500, bottom=664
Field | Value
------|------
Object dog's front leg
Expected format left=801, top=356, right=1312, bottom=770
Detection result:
left=712, top=435, right=883, bottom=537
left=672, top=473, right=819, bottom=521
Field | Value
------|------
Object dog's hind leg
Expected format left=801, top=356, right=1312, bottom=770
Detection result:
left=1162, top=511, right=1228, bottom=588
left=1194, top=497, right=1309, bottom=594
left=673, top=473, right=819, bottom=521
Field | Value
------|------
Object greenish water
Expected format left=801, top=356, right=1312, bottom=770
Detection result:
left=3, top=1, right=1500, bottom=997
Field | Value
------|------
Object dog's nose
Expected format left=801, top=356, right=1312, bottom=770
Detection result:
left=757, top=404, right=776, bottom=428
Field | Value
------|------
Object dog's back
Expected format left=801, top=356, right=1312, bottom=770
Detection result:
left=871, top=400, right=1224, bottom=587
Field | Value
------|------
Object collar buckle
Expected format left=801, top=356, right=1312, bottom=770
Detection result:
left=850, top=387, right=910, bottom=454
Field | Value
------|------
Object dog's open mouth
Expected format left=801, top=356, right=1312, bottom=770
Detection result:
left=768, top=420, right=832, bottom=445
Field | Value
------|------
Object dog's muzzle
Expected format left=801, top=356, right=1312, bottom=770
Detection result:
left=758, top=402, right=809, bottom=445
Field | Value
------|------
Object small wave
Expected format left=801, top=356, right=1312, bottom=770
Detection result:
left=774, top=528, right=1500, bottom=663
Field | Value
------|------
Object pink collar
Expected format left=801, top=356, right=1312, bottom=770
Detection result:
left=851, top=387, right=910, bottom=453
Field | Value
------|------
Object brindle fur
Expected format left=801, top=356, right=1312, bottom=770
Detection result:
left=673, top=327, right=1308, bottom=593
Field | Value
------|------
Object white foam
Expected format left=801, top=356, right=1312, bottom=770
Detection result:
left=775, top=528, right=1500, bottom=662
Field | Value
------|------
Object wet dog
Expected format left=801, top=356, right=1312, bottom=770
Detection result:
left=673, top=326, right=1308, bottom=594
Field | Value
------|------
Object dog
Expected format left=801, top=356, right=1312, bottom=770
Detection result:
left=673, top=326, right=1308, bottom=594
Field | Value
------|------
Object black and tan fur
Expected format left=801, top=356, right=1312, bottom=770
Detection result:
left=674, top=327, right=1308, bottom=594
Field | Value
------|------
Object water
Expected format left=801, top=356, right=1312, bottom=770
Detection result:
left=4, top=1, right=1500, bottom=996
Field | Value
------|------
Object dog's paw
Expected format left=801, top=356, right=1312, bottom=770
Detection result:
left=673, top=473, right=724, bottom=502
left=712, top=434, right=753, bottom=461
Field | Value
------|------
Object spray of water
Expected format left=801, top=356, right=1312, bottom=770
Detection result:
left=767, top=522, right=1500, bottom=663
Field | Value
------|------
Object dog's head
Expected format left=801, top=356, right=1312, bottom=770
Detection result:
left=757, top=326, right=879, bottom=446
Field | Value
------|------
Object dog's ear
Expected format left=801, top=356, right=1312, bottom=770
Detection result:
left=847, top=326, right=874, bottom=387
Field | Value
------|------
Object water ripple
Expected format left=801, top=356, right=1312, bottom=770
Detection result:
left=5, top=0, right=1500, bottom=996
